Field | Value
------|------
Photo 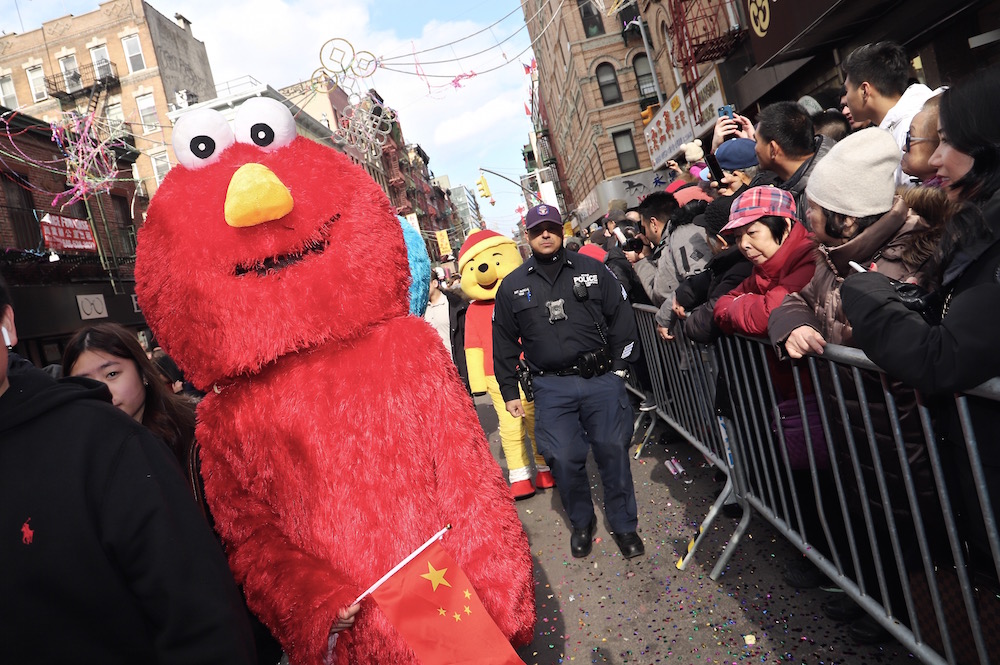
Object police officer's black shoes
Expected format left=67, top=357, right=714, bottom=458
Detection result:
left=570, top=518, right=597, bottom=558
left=612, top=531, right=645, bottom=559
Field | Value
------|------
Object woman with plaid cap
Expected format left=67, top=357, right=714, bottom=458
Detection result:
left=712, top=186, right=816, bottom=337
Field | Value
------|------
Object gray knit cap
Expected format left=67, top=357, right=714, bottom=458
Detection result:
left=806, top=127, right=901, bottom=217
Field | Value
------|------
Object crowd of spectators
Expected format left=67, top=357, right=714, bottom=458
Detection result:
left=530, top=43, right=1000, bottom=647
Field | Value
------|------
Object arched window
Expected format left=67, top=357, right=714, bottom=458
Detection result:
left=578, top=0, right=605, bottom=38
left=633, top=54, right=656, bottom=98
left=596, top=63, right=622, bottom=105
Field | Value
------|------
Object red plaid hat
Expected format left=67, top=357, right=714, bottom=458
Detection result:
left=721, top=186, right=797, bottom=234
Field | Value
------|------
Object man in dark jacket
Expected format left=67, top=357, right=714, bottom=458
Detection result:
left=602, top=211, right=650, bottom=305
left=0, top=279, right=257, bottom=664
left=752, top=101, right=835, bottom=218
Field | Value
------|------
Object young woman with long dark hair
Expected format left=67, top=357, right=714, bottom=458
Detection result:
left=63, top=323, right=197, bottom=472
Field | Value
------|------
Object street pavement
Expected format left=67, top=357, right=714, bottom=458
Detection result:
left=472, top=396, right=917, bottom=665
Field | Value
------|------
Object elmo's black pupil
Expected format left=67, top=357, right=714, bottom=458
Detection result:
left=251, top=123, right=275, bottom=147
left=191, top=135, right=215, bottom=159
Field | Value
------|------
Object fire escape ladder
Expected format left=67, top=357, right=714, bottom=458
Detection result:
left=668, top=0, right=745, bottom=127
left=669, top=0, right=703, bottom=126
left=86, top=77, right=108, bottom=117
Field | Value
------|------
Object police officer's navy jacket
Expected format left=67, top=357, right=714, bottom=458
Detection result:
left=493, top=249, right=640, bottom=402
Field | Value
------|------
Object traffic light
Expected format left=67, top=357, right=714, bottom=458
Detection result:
left=476, top=175, right=492, bottom=199
left=640, top=104, right=659, bottom=126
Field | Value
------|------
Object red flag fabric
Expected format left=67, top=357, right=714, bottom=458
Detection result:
left=370, top=540, right=525, bottom=665
left=523, top=62, right=531, bottom=74
left=524, top=102, right=531, bottom=116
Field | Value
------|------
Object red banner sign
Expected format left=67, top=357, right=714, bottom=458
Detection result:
left=40, top=213, right=97, bottom=252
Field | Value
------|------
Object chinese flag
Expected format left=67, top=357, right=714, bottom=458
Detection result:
left=370, top=541, right=526, bottom=665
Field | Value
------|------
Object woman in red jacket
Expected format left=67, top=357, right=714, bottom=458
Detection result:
left=713, top=186, right=816, bottom=336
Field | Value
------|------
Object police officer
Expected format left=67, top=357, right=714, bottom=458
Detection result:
left=493, top=204, right=644, bottom=559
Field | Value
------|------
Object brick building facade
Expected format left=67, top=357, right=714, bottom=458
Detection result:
left=0, top=0, right=217, bottom=201
left=523, top=0, right=673, bottom=227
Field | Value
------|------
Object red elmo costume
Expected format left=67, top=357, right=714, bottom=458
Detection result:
left=134, top=98, right=534, bottom=664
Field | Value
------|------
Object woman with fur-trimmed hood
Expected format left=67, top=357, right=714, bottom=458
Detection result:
left=768, top=127, right=949, bottom=643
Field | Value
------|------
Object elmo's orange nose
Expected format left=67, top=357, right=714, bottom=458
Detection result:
left=225, top=163, right=294, bottom=227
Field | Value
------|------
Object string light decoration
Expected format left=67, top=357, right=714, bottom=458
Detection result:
left=310, top=38, right=398, bottom=157
left=0, top=108, right=138, bottom=211
left=49, top=111, right=120, bottom=208
left=335, top=94, right=396, bottom=158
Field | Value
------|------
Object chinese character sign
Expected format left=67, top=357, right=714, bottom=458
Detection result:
left=693, top=66, right=727, bottom=136
left=643, top=87, right=695, bottom=171
left=435, top=229, right=452, bottom=256
left=40, top=213, right=98, bottom=252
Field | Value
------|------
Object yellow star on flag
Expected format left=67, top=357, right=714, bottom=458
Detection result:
left=420, top=562, right=452, bottom=592
left=438, top=607, right=446, bottom=616
left=453, top=612, right=462, bottom=622
left=464, top=605, right=472, bottom=615
left=463, top=589, right=471, bottom=599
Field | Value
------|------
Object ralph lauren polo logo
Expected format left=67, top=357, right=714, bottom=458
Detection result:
left=21, top=519, right=33, bottom=545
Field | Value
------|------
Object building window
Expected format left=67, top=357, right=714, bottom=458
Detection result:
left=578, top=0, right=605, bottom=38
left=27, top=66, right=47, bottom=102
left=59, top=55, right=82, bottom=93
left=0, top=74, right=17, bottom=108
left=121, top=34, right=146, bottom=73
left=596, top=63, right=621, bottom=105
left=150, top=151, right=170, bottom=184
left=105, top=102, right=125, bottom=134
left=135, top=93, right=157, bottom=133
left=90, top=44, right=113, bottom=79
left=633, top=54, right=656, bottom=99
left=612, top=130, right=639, bottom=173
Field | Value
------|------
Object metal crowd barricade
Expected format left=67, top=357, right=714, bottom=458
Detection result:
left=630, top=303, right=1000, bottom=665
left=630, top=304, right=747, bottom=578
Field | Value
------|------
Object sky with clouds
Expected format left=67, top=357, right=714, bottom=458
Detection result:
left=7, top=0, right=539, bottom=236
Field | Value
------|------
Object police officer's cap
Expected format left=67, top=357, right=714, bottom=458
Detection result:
left=525, top=204, right=563, bottom=230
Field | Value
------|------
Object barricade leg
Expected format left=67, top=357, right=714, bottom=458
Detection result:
left=676, top=474, right=745, bottom=576
left=631, top=411, right=658, bottom=459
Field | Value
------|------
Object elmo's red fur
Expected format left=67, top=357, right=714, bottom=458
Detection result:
left=135, top=126, right=535, bottom=663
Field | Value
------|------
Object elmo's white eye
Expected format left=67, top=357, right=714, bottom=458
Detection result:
left=172, top=108, right=234, bottom=169
left=234, top=97, right=296, bottom=151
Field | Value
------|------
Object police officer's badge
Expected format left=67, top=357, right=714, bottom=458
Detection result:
left=546, top=298, right=567, bottom=324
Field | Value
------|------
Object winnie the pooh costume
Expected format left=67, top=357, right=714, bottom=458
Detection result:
left=458, top=230, right=553, bottom=499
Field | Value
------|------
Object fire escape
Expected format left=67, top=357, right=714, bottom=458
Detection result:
left=44, top=60, right=140, bottom=165
left=667, top=0, right=746, bottom=125
left=42, top=60, right=140, bottom=293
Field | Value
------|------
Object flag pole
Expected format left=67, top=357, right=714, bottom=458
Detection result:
left=351, top=524, right=452, bottom=606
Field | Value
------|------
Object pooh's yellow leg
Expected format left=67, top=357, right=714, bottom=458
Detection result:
left=484, top=374, right=547, bottom=482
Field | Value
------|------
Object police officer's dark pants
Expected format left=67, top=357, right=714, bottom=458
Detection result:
left=533, top=373, right=638, bottom=533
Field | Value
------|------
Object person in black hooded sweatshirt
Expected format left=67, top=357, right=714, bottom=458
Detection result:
left=0, top=275, right=257, bottom=665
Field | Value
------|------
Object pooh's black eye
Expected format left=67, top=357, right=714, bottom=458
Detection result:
left=251, top=123, right=274, bottom=147
left=190, top=136, right=216, bottom=159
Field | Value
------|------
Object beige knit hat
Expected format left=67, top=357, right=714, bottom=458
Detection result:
left=806, top=127, right=901, bottom=218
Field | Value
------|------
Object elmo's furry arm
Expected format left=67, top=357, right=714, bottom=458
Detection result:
left=202, top=450, right=354, bottom=665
